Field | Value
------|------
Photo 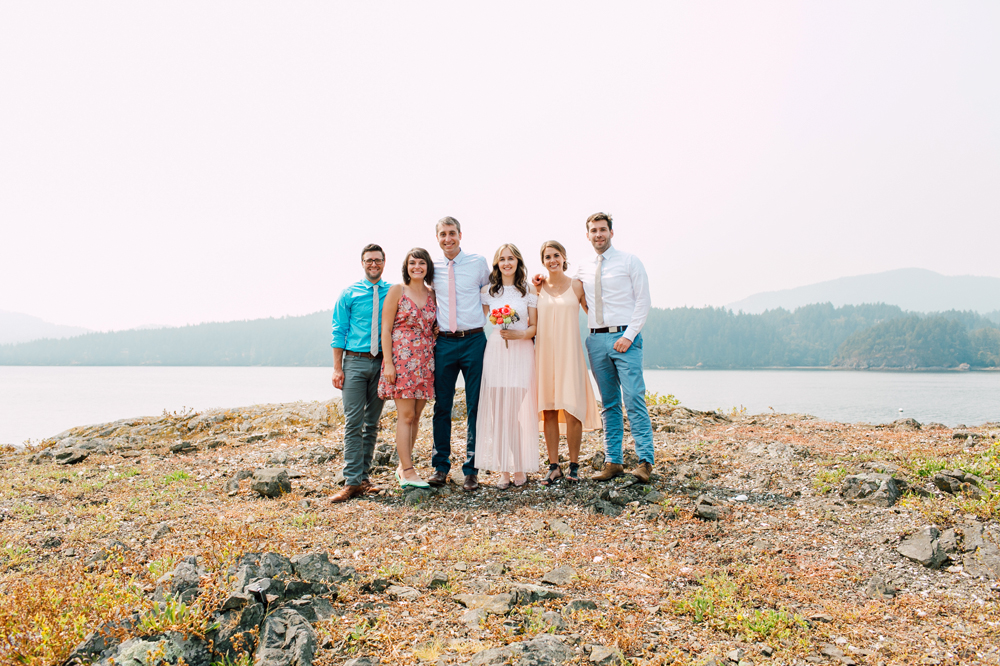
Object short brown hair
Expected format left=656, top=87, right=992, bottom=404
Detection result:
left=585, top=212, right=613, bottom=231
left=436, top=216, right=461, bottom=234
left=361, top=243, right=385, bottom=260
left=401, top=247, right=435, bottom=286
left=540, top=240, right=569, bottom=271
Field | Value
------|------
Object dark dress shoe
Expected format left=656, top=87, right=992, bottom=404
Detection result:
left=427, top=470, right=449, bottom=487
left=359, top=479, right=381, bottom=495
left=330, top=485, right=363, bottom=503
left=463, top=474, right=479, bottom=491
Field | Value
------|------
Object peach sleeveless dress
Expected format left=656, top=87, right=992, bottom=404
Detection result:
left=535, top=286, right=601, bottom=432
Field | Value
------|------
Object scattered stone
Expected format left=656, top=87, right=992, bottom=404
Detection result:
left=169, top=441, right=197, bottom=454
left=589, top=450, right=605, bottom=471
left=154, top=557, right=204, bottom=603
left=563, top=599, right=598, bottom=614
left=549, top=519, right=575, bottom=537
left=386, top=585, right=421, bottom=601
left=254, top=607, right=316, bottom=666
left=404, top=488, right=433, bottom=505
left=541, top=564, right=576, bottom=586
left=891, top=418, right=921, bottom=430
left=541, top=610, right=567, bottom=630
left=589, top=644, right=623, bottom=664
left=898, top=526, right=947, bottom=569
left=694, top=494, right=725, bottom=521
left=55, top=449, right=88, bottom=465
left=251, top=468, right=291, bottom=498
left=428, top=571, right=449, bottom=589
left=864, top=574, right=898, bottom=599
left=510, top=583, right=566, bottom=604
left=461, top=608, right=488, bottom=628
left=453, top=593, right=516, bottom=615
left=468, top=633, right=573, bottom=666
left=150, top=522, right=171, bottom=541
left=483, top=562, right=507, bottom=577
left=840, top=473, right=901, bottom=507
left=454, top=561, right=468, bottom=572
left=643, top=490, right=665, bottom=504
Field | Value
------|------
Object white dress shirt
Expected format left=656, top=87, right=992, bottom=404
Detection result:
left=575, top=245, right=651, bottom=341
left=433, top=249, right=491, bottom=331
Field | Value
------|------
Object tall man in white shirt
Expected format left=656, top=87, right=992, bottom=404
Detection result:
left=428, top=217, right=491, bottom=492
left=576, top=212, right=656, bottom=483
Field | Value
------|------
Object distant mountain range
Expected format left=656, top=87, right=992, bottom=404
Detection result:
left=0, top=310, right=90, bottom=345
left=728, top=268, right=1000, bottom=316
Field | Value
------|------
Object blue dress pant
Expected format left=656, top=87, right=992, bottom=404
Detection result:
left=586, top=331, right=655, bottom=465
left=432, top=332, right=487, bottom=477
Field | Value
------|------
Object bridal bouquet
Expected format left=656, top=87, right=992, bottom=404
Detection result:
left=489, top=305, right=520, bottom=348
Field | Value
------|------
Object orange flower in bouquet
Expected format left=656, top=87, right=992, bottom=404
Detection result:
left=489, top=304, right=520, bottom=348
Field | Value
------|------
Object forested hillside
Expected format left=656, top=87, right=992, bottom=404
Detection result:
left=1, top=304, right=997, bottom=368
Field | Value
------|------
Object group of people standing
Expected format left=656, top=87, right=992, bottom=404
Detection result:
left=329, top=213, right=654, bottom=503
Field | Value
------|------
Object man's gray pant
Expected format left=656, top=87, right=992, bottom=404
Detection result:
left=341, top=354, right=384, bottom=487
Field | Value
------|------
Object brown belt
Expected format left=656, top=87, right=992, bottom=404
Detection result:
left=437, top=327, right=484, bottom=338
left=345, top=350, right=383, bottom=360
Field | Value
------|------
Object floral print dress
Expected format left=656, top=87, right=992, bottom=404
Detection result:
left=378, top=294, right=437, bottom=400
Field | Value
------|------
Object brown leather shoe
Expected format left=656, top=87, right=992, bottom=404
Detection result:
left=630, top=461, right=653, bottom=484
left=330, top=485, right=363, bottom=503
left=592, top=463, right=624, bottom=482
left=463, top=474, right=479, bottom=491
left=359, top=480, right=381, bottom=495
left=427, top=470, right=449, bottom=488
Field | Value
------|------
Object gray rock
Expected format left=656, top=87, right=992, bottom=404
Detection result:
left=541, top=610, right=567, bottom=630
left=864, top=574, right=897, bottom=599
left=344, top=659, right=380, bottom=666
left=898, top=526, right=946, bottom=568
left=694, top=494, right=724, bottom=521
left=453, top=593, right=516, bottom=615
left=960, top=522, right=986, bottom=552
left=254, top=607, right=316, bottom=666
left=938, top=528, right=959, bottom=554
left=563, top=599, right=598, bottom=615
left=590, top=450, right=605, bottom=471
left=510, top=583, right=566, bottom=604
left=964, top=542, right=1000, bottom=580
left=291, top=552, right=340, bottom=583
left=542, top=564, right=576, bottom=586
left=154, top=559, right=204, bottom=603
left=150, top=522, right=171, bottom=541
left=251, top=469, right=291, bottom=498
left=95, top=633, right=210, bottom=666
left=891, top=418, right=921, bottom=430
left=279, top=597, right=335, bottom=623
left=549, top=519, right=575, bottom=537
left=468, top=633, right=573, bottom=665
left=428, top=571, right=449, bottom=589
left=461, top=608, right=489, bottom=628
left=840, top=473, right=901, bottom=507
left=643, top=490, right=666, bottom=504
left=589, top=645, right=622, bottom=664
left=483, top=562, right=507, bottom=577
left=220, top=592, right=251, bottom=611
left=590, top=500, right=623, bottom=517
left=213, top=602, right=265, bottom=660
left=55, top=448, right=88, bottom=465
left=386, top=585, right=421, bottom=601
left=404, top=488, right=433, bottom=505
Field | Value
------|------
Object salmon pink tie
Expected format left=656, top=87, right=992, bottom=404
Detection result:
left=448, top=260, right=457, bottom=332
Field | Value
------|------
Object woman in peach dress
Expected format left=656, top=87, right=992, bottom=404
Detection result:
left=535, top=241, right=601, bottom=484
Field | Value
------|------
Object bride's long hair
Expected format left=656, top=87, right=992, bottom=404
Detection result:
left=488, top=243, right=528, bottom=298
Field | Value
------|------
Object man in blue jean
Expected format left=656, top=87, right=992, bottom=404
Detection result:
left=428, top=216, right=491, bottom=492
left=576, top=212, right=655, bottom=483
left=329, top=244, right=391, bottom=503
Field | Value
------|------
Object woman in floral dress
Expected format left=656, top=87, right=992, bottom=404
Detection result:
left=379, top=247, right=437, bottom=488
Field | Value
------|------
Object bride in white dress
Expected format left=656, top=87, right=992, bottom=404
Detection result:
left=475, top=243, right=538, bottom=488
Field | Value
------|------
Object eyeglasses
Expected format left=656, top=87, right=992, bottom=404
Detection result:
left=362, top=259, right=384, bottom=266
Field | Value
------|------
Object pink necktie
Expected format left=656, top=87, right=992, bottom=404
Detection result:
left=448, top=260, right=457, bottom=333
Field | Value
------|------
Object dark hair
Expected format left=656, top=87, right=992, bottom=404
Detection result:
left=488, top=244, right=528, bottom=297
left=361, top=243, right=385, bottom=260
left=401, top=247, right=434, bottom=285
left=540, top=240, right=569, bottom=271
left=436, top=216, right=461, bottom=234
left=585, top=212, right=613, bottom=231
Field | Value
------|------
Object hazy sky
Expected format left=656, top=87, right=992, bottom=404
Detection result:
left=2, top=2, right=998, bottom=331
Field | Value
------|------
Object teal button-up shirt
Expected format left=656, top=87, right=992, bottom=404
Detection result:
left=331, top=277, right=391, bottom=353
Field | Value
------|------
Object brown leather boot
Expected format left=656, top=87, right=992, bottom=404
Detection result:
left=330, top=485, right=363, bottom=503
left=592, top=463, right=624, bottom=482
left=358, top=479, right=381, bottom=495
left=629, top=461, right=653, bottom=484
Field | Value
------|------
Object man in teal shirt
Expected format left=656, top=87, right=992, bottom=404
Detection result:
left=330, top=243, right=390, bottom=503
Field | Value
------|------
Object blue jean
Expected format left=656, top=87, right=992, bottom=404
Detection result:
left=432, top=331, right=487, bottom=477
left=341, top=354, right=385, bottom=486
left=585, top=331, right=654, bottom=465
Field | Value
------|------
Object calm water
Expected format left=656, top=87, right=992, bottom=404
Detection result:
left=1, top=366, right=998, bottom=445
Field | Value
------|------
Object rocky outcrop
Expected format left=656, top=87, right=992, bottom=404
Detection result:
left=841, top=473, right=902, bottom=507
